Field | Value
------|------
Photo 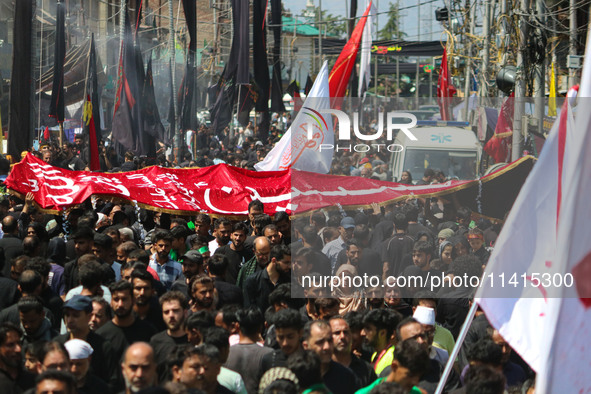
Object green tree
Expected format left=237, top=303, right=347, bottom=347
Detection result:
left=378, top=1, right=405, bottom=41
left=314, top=7, right=347, bottom=38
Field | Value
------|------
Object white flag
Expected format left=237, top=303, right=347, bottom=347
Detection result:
left=358, top=0, right=376, bottom=97
left=475, top=89, right=576, bottom=373
left=535, top=30, right=591, bottom=393
left=255, top=61, right=333, bottom=173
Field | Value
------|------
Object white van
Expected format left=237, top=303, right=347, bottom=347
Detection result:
left=390, top=124, right=482, bottom=183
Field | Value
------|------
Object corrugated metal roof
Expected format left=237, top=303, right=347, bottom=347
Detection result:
left=281, top=16, right=319, bottom=36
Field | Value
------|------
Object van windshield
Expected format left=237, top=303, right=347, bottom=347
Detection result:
left=403, top=149, right=478, bottom=182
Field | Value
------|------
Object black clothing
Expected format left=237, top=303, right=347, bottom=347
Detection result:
left=62, top=156, right=86, bottom=171
left=214, top=245, right=254, bottom=285
left=259, top=349, right=290, bottom=379
left=0, top=368, right=35, bottom=394
left=472, top=246, right=491, bottom=266
left=138, top=297, right=166, bottom=332
left=96, top=318, right=158, bottom=366
left=213, top=277, right=243, bottom=307
left=78, top=374, right=111, bottom=394
left=171, top=277, right=189, bottom=298
left=40, top=286, right=63, bottom=330
left=348, top=355, right=378, bottom=388
left=55, top=331, right=117, bottom=388
left=381, top=233, right=415, bottom=276
left=407, top=223, right=435, bottom=241
left=323, top=360, right=358, bottom=394
left=120, top=161, right=137, bottom=172
left=150, top=330, right=188, bottom=382
left=436, top=286, right=474, bottom=339
left=457, top=313, right=491, bottom=370
left=0, top=234, right=23, bottom=278
left=243, top=268, right=289, bottom=313
left=64, top=258, right=80, bottom=292
left=0, top=277, right=18, bottom=310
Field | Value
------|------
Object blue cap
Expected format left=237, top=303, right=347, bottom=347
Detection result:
left=63, top=295, right=93, bottom=313
left=340, top=217, right=355, bottom=229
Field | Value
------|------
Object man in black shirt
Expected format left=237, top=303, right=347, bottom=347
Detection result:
left=259, top=309, right=304, bottom=378
left=121, top=342, right=158, bottom=394
left=0, top=216, right=23, bottom=278
left=206, top=254, right=243, bottom=307
left=244, top=244, right=291, bottom=313
left=0, top=323, right=35, bottom=394
left=55, top=295, right=116, bottom=388
left=214, top=222, right=253, bottom=284
left=302, top=320, right=358, bottom=394
left=149, top=291, right=188, bottom=381
left=329, top=316, right=376, bottom=388
left=96, top=280, right=157, bottom=370
left=131, top=269, right=165, bottom=331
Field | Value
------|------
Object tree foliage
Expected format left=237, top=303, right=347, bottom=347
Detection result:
left=378, top=1, right=405, bottom=41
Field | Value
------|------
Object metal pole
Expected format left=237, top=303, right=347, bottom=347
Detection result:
left=480, top=0, right=491, bottom=99
left=533, top=0, right=545, bottom=135
left=434, top=301, right=478, bottom=394
left=416, top=1, right=420, bottom=108
left=38, top=0, right=44, bottom=134
left=500, top=0, right=508, bottom=67
left=568, top=0, right=577, bottom=88
left=463, top=0, right=476, bottom=121
left=168, top=0, right=176, bottom=157
left=318, top=0, right=323, bottom=71
left=396, top=57, right=400, bottom=99
left=512, top=0, right=528, bottom=161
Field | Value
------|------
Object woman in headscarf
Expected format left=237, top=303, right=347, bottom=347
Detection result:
left=332, top=264, right=366, bottom=314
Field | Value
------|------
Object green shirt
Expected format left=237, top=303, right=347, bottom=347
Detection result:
left=355, top=378, right=422, bottom=394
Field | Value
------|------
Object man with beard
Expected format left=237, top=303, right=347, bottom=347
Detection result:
left=329, top=316, right=376, bottom=388
left=189, top=275, right=216, bottom=312
left=0, top=323, right=35, bottom=393
left=214, top=222, right=254, bottom=285
left=148, top=230, right=182, bottom=290
left=150, top=291, right=189, bottom=383
left=96, top=280, right=157, bottom=378
left=64, top=339, right=110, bottom=394
left=131, top=269, right=165, bottom=331
left=361, top=309, right=403, bottom=375
left=236, top=236, right=271, bottom=289
left=121, top=342, right=157, bottom=394
left=55, top=295, right=116, bottom=389
left=302, top=320, right=358, bottom=394
left=243, top=244, right=291, bottom=313
left=171, top=250, right=205, bottom=297
left=176, top=344, right=233, bottom=394
left=208, top=218, right=232, bottom=254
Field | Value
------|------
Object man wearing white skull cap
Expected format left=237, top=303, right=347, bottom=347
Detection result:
left=64, top=338, right=110, bottom=394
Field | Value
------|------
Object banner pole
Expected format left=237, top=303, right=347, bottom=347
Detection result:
left=434, top=301, right=478, bottom=394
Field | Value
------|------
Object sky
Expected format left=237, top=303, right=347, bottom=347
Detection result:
left=281, top=0, right=447, bottom=41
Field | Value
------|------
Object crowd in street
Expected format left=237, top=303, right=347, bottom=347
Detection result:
left=0, top=127, right=534, bottom=394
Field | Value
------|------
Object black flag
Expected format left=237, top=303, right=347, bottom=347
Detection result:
left=210, top=0, right=250, bottom=135
left=112, top=8, right=146, bottom=155
left=49, top=1, right=66, bottom=122
left=166, top=60, right=175, bottom=146
left=8, top=0, right=34, bottom=159
left=253, top=0, right=269, bottom=112
left=83, top=35, right=102, bottom=170
left=270, top=0, right=285, bottom=112
left=142, top=55, right=166, bottom=144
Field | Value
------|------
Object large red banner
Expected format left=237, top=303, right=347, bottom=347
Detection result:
left=6, top=154, right=534, bottom=219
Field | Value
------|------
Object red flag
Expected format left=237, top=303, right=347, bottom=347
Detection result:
left=84, top=95, right=100, bottom=171
left=329, top=1, right=372, bottom=99
left=436, top=48, right=456, bottom=120
left=43, top=126, right=50, bottom=141
left=484, top=92, right=514, bottom=163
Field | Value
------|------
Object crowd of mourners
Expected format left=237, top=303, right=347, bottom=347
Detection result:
left=0, top=126, right=535, bottom=394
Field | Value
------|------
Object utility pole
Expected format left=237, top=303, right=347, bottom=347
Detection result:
left=480, top=0, right=491, bottom=98
left=568, top=0, right=577, bottom=88
left=463, top=0, right=476, bottom=121
left=500, top=0, right=508, bottom=67
left=512, top=0, right=528, bottom=161
left=533, top=0, right=545, bottom=135
left=318, top=0, right=323, bottom=72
